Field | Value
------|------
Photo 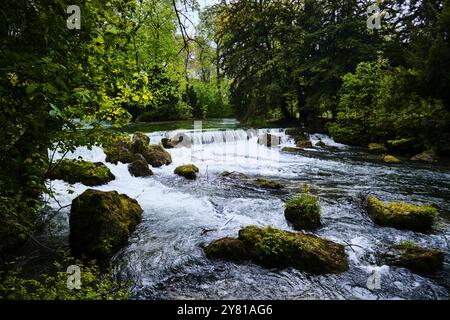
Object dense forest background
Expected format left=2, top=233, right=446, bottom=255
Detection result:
left=1, top=0, right=450, bottom=298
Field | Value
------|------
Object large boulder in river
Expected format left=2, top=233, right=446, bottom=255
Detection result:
left=47, top=159, right=115, bottom=186
left=70, top=189, right=143, bottom=260
left=367, top=197, right=438, bottom=232
left=128, top=159, right=153, bottom=177
left=142, top=145, right=172, bottom=167
left=174, top=164, right=199, bottom=180
left=204, top=226, right=349, bottom=274
left=104, top=133, right=172, bottom=167
left=284, top=194, right=321, bottom=230
left=384, top=242, right=444, bottom=274
left=104, top=136, right=135, bottom=164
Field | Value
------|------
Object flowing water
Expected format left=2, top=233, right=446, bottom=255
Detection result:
left=43, top=120, right=450, bottom=300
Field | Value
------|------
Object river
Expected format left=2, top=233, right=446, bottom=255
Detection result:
left=43, top=119, right=450, bottom=300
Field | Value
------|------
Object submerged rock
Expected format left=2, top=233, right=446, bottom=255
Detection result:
left=221, top=171, right=249, bottom=179
left=142, top=145, right=172, bottom=167
left=258, top=133, right=281, bottom=147
left=284, top=194, right=321, bottom=230
left=383, top=154, right=401, bottom=164
left=281, top=147, right=305, bottom=154
left=128, top=159, right=153, bottom=177
left=367, top=197, right=438, bottom=232
left=47, top=159, right=115, bottom=186
left=174, top=164, right=199, bottom=180
left=368, top=143, right=387, bottom=154
left=254, top=178, right=283, bottom=189
left=411, top=150, right=438, bottom=163
left=204, top=226, right=349, bottom=274
left=384, top=242, right=444, bottom=274
left=70, top=189, right=143, bottom=260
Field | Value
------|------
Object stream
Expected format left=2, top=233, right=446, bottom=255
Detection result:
left=42, top=119, right=450, bottom=300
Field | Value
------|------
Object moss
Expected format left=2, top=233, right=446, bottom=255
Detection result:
left=239, top=226, right=348, bottom=274
left=368, top=143, right=387, bottom=153
left=70, top=189, right=143, bottom=260
left=367, top=197, right=438, bottom=232
left=386, top=241, right=444, bottom=274
left=254, top=178, right=283, bottom=189
left=128, top=159, right=153, bottom=177
left=284, top=194, right=321, bottom=230
left=204, top=226, right=349, bottom=274
left=161, top=138, right=176, bottom=149
left=174, top=164, right=199, bottom=180
left=104, top=136, right=134, bottom=165
left=142, top=145, right=172, bottom=167
left=204, top=237, right=248, bottom=261
left=315, top=140, right=326, bottom=148
left=383, top=154, right=401, bottom=163
left=296, top=139, right=313, bottom=148
left=48, top=159, right=115, bottom=186
left=281, top=147, right=306, bottom=153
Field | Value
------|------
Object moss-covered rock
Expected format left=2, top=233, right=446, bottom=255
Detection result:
left=104, top=133, right=172, bottom=168
left=69, top=189, right=143, bottom=260
left=368, top=143, right=388, bottom=153
left=48, top=159, right=115, bottom=186
left=204, top=237, right=248, bottom=261
left=221, top=171, right=249, bottom=179
left=384, top=241, right=444, bottom=274
left=104, top=136, right=135, bottom=165
left=296, top=139, right=313, bottom=148
left=383, top=154, right=401, bottom=163
left=284, top=194, right=321, bottom=230
left=130, top=132, right=150, bottom=155
left=258, top=133, right=281, bottom=147
left=411, top=150, right=438, bottom=163
left=128, top=159, right=153, bottom=177
left=367, top=197, right=438, bottom=232
left=204, top=226, right=349, bottom=274
left=315, top=140, right=327, bottom=148
left=142, top=145, right=172, bottom=167
left=174, top=164, right=199, bottom=180
left=161, top=138, right=177, bottom=149
left=254, top=178, right=283, bottom=189
left=285, top=128, right=308, bottom=143
left=281, top=147, right=306, bottom=154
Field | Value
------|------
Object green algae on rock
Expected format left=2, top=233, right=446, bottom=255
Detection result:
left=70, top=189, right=143, bottom=260
left=47, top=159, right=115, bottom=186
left=383, top=154, right=401, bottom=164
left=367, top=197, right=438, bottom=232
left=368, top=143, right=387, bottom=153
left=204, top=226, right=348, bottom=274
left=254, top=178, right=283, bottom=189
left=284, top=194, right=321, bottom=230
left=128, top=159, right=153, bottom=177
left=174, top=164, right=199, bottom=180
left=385, top=241, right=444, bottom=274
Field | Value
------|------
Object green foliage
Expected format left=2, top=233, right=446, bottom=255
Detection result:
left=0, top=259, right=129, bottom=300
left=329, top=59, right=450, bottom=151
